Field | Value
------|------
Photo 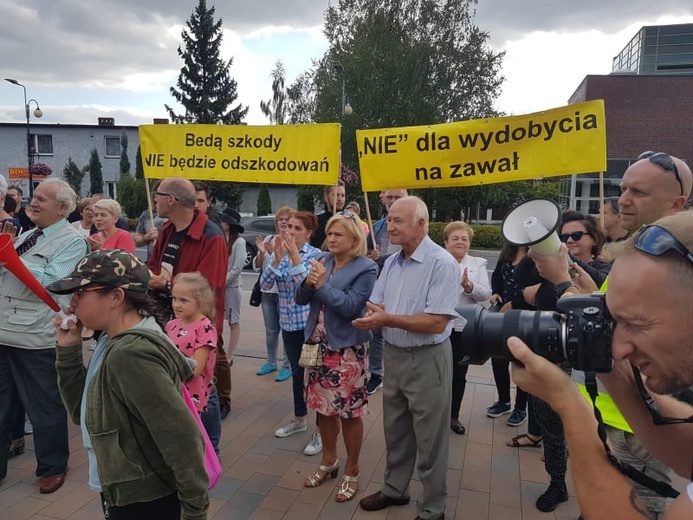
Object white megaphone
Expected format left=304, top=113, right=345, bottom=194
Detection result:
left=501, top=199, right=562, bottom=255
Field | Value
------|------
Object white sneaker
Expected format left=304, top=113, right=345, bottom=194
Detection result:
left=274, top=419, right=308, bottom=438
left=303, top=432, right=323, bottom=455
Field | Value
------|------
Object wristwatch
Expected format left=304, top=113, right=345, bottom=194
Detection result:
left=553, top=281, right=577, bottom=299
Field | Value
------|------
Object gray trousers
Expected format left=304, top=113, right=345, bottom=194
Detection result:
left=381, top=340, right=452, bottom=519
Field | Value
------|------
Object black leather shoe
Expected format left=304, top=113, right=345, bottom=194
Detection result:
left=219, top=403, right=231, bottom=420
left=415, top=515, right=444, bottom=520
left=450, top=420, right=466, bottom=435
left=359, top=491, right=409, bottom=511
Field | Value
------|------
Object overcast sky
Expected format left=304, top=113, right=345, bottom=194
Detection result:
left=1, top=0, right=692, bottom=127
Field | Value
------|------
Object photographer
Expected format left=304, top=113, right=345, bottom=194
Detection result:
left=508, top=212, right=693, bottom=519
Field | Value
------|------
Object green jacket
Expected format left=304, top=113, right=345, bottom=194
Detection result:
left=56, top=328, right=209, bottom=520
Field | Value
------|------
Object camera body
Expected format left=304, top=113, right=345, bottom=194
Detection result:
left=457, top=293, right=613, bottom=372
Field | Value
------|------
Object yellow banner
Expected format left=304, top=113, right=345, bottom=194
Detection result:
left=356, top=100, right=607, bottom=192
left=139, top=123, right=341, bottom=185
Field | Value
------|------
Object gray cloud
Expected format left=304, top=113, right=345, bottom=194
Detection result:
left=2, top=0, right=693, bottom=125
left=475, top=0, right=693, bottom=43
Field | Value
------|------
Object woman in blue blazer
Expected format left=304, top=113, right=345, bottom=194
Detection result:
left=295, top=211, right=377, bottom=503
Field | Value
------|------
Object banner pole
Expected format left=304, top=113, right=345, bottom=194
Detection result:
left=144, top=176, right=155, bottom=230
left=599, top=171, right=605, bottom=228
left=363, top=192, right=377, bottom=250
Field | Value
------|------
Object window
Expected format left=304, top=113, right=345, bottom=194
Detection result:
left=31, top=134, right=53, bottom=155
left=105, top=136, right=121, bottom=158
left=106, top=181, right=117, bottom=199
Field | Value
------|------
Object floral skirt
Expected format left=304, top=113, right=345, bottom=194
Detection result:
left=304, top=343, right=369, bottom=419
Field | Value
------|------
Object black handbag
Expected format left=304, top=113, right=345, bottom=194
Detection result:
left=249, top=272, right=262, bottom=307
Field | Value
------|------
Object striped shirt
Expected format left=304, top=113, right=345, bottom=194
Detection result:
left=260, top=242, right=321, bottom=332
left=370, top=236, right=459, bottom=347
left=21, top=219, right=89, bottom=285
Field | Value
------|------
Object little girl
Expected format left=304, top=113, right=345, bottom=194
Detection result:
left=165, top=271, right=218, bottom=418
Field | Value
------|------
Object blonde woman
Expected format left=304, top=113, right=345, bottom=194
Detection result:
left=89, top=199, right=135, bottom=253
left=295, top=212, right=377, bottom=502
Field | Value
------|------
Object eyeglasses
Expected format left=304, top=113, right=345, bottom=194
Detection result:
left=637, top=151, right=684, bottom=196
left=154, top=191, right=179, bottom=200
left=559, top=231, right=586, bottom=242
left=634, top=224, right=693, bottom=266
left=632, top=365, right=693, bottom=425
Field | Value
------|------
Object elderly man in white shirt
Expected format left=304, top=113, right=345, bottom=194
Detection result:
left=353, top=196, right=460, bottom=520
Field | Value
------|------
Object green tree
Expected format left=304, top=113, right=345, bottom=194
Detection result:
left=260, top=61, right=289, bottom=125
left=62, top=158, right=85, bottom=197
left=256, top=185, right=272, bottom=216
left=165, top=0, right=248, bottom=124
left=297, top=186, right=316, bottom=212
left=309, top=0, right=504, bottom=220
left=87, top=149, right=103, bottom=195
left=135, top=145, right=144, bottom=180
left=116, top=175, right=148, bottom=218
left=119, top=133, right=131, bottom=175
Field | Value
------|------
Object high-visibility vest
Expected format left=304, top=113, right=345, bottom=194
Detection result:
left=574, top=275, right=633, bottom=433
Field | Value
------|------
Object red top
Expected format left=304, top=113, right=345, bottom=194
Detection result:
left=91, top=228, right=136, bottom=253
left=149, top=210, right=228, bottom=333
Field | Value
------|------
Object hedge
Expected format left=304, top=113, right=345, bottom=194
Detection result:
left=428, top=222, right=503, bottom=250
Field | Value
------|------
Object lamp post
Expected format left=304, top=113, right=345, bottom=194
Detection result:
left=5, top=78, right=43, bottom=197
left=333, top=62, right=353, bottom=117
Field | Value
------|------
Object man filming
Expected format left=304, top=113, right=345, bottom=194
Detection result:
left=508, top=211, right=693, bottom=519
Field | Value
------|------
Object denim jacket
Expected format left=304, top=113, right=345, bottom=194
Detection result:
left=295, top=254, right=377, bottom=349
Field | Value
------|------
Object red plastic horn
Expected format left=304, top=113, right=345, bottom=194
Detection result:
left=0, top=233, right=60, bottom=312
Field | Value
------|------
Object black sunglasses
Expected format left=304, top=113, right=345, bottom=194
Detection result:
left=637, top=151, right=684, bottom=196
left=632, top=366, right=693, bottom=425
left=559, top=231, right=586, bottom=242
left=634, top=224, right=693, bottom=266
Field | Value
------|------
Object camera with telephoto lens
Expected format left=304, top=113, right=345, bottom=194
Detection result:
left=456, top=293, right=613, bottom=372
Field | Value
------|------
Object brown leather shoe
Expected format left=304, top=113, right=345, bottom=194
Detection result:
left=39, top=469, right=68, bottom=494
left=359, top=491, right=409, bottom=511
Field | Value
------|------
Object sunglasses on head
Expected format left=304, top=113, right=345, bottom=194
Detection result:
left=634, top=224, right=693, bottom=266
left=559, top=231, right=586, bottom=242
left=342, top=209, right=357, bottom=220
left=637, top=151, right=684, bottom=196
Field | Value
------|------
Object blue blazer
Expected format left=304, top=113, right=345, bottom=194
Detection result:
left=295, top=253, right=377, bottom=349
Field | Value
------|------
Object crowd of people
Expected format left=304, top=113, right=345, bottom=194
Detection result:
left=0, top=148, right=692, bottom=519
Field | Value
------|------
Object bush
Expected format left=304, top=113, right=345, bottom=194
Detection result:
left=428, top=222, right=503, bottom=250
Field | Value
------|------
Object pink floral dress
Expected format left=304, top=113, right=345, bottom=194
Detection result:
left=304, top=307, right=368, bottom=418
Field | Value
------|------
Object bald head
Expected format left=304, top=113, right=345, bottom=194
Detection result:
left=618, top=153, right=691, bottom=232
left=161, top=177, right=196, bottom=208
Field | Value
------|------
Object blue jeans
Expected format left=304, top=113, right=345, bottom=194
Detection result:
left=200, top=385, right=221, bottom=456
left=261, top=293, right=290, bottom=370
left=368, top=328, right=384, bottom=377
left=281, top=329, right=307, bottom=418
left=0, top=345, right=69, bottom=479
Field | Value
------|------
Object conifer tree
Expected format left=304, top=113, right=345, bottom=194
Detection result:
left=165, top=0, right=248, bottom=124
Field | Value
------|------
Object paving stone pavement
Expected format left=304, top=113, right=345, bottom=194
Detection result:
left=2, top=289, right=683, bottom=520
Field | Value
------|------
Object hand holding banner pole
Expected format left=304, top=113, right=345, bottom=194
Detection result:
left=362, top=192, right=377, bottom=252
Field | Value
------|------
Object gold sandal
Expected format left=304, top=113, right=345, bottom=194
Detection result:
left=304, top=460, right=339, bottom=488
left=335, top=474, right=359, bottom=502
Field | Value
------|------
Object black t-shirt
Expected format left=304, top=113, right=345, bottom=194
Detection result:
left=154, top=225, right=189, bottom=317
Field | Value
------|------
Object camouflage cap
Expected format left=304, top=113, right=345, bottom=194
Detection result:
left=47, top=249, right=151, bottom=295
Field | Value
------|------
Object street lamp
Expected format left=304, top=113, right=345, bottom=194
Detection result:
left=332, top=61, right=353, bottom=117
left=5, top=78, right=43, bottom=197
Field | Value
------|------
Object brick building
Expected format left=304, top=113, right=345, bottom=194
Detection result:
left=564, top=23, right=693, bottom=213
